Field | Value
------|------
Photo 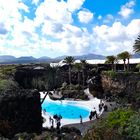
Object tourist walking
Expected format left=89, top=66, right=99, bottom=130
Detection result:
left=80, top=115, right=83, bottom=124
left=51, top=118, right=54, bottom=128
left=49, top=116, right=52, bottom=125
left=43, top=109, right=46, bottom=115
left=56, top=120, right=61, bottom=130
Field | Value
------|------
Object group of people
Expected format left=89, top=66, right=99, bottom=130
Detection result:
left=99, top=100, right=108, bottom=112
left=89, top=108, right=98, bottom=120
left=89, top=100, right=108, bottom=121
left=49, top=114, right=62, bottom=129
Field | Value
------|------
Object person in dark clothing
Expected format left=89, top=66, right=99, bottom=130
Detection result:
left=104, top=104, right=108, bottom=111
left=51, top=118, right=54, bottom=128
left=80, top=115, right=83, bottom=124
left=57, top=121, right=61, bottom=130
left=89, top=114, right=92, bottom=120
left=99, top=104, right=102, bottom=112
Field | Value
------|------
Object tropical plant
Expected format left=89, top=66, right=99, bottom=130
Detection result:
left=105, top=55, right=116, bottom=71
left=117, top=51, right=131, bottom=71
left=63, top=56, right=75, bottom=89
left=125, top=51, right=131, bottom=71
left=133, top=34, right=140, bottom=53
left=80, top=60, right=87, bottom=88
left=74, top=63, right=82, bottom=86
left=136, top=63, right=140, bottom=72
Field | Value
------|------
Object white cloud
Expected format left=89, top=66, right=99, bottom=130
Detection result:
left=67, top=0, right=85, bottom=12
left=0, top=0, right=91, bottom=57
left=0, top=0, right=140, bottom=58
left=78, top=10, right=94, bottom=23
left=18, top=2, right=29, bottom=12
left=98, top=15, right=102, bottom=20
left=32, top=0, right=40, bottom=5
left=92, top=19, right=140, bottom=55
left=35, top=0, right=73, bottom=26
left=103, top=14, right=114, bottom=23
left=118, top=0, right=135, bottom=18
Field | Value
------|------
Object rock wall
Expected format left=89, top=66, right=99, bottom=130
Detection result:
left=101, top=72, right=140, bottom=97
left=88, top=72, right=104, bottom=98
left=0, top=89, right=42, bottom=138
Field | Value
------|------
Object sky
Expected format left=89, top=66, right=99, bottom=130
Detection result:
left=0, top=0, right=140, bottom=58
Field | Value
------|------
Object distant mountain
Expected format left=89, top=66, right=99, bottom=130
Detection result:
left=74, top=53, right=105, bottom=60
left=0, top=53, right=140, bottom=64
left=18, top=56, right=36, bottom=60
left=54, top=55, right=67, bottom=60
left=0, top=55, right=16, bottom=62
left=38, top=56, right=52, bottom=61
left=54, top=53, right=105, bottom=60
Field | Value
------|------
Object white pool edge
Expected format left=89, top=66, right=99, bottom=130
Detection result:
left=40, top=92, right=104, bottom=128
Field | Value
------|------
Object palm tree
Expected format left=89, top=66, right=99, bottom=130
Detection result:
left=125, top=51, right=131, bottom=71
left=80, top=60, right=87, bottom=88
left=74, top=63, right=82, bottom=86
left=105, top=55, right=116, bottom=71
left=117, top=52, right=128, bottom=71
left=133, top=34, right=140, bottom=53
left=136, top=63, right=140, bottom=72
left=63, top=56, right=75, bottom=88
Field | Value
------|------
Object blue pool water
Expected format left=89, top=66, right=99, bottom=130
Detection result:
left=42, top=101, right=90, bottom=119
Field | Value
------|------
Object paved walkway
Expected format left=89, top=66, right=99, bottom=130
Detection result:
left=84, top=88, right=94, bottom=99
left=63, top=101, right=116, bottom=136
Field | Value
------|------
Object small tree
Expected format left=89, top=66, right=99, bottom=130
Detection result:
left=105, top=55, right=116, bottom=71
left=117, top=51, right=130, bottom=71
left=74, top=63, right=82, bottom=86
left=63, top=56, right=75, bottom=89
left=80, top=60, right=87, bottom=88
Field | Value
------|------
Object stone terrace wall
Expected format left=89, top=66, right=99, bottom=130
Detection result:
left=0, top=89, right=42, bottom=138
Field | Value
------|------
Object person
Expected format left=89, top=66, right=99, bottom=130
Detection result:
left=104, top=104, right=108, bottom=111
left=53, top=114, right=58, bottom=123
left=49, top=116, right=52, bottom=124
left=80, top=115, right=83, bottom=124
left=56, top=120, right=61, bottom=130
left=89, top=114, right=92, bottom=121
left=92, top=108, right=97, bottom=119
left=99, top=103, right=102, bottom=112
left=43, top=109, right=46, bottom=115
left=51, top=118, right=54, bottom=128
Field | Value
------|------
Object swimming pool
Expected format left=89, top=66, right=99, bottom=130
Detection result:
left=40, top=93, right=103, bottom=127
left=42, top=100, right=90, bottom=119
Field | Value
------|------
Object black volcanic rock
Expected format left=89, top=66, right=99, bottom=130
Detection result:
left=0, top=89, right=42, bottom=138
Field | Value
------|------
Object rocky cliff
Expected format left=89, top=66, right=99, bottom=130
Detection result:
left=0, top=89, right=42, bottom=138
left=101, top=72, right=140, bottom=97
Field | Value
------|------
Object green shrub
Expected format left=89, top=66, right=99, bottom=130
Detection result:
left=120, top=113, right=140, bottom=140
left=83, top=108, right=135, bottom=140
left=107, top=108, right=133, bottom=129
left=103, top=71, right=117, bottom=78
left=0, top=79, right=18, bottom=92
